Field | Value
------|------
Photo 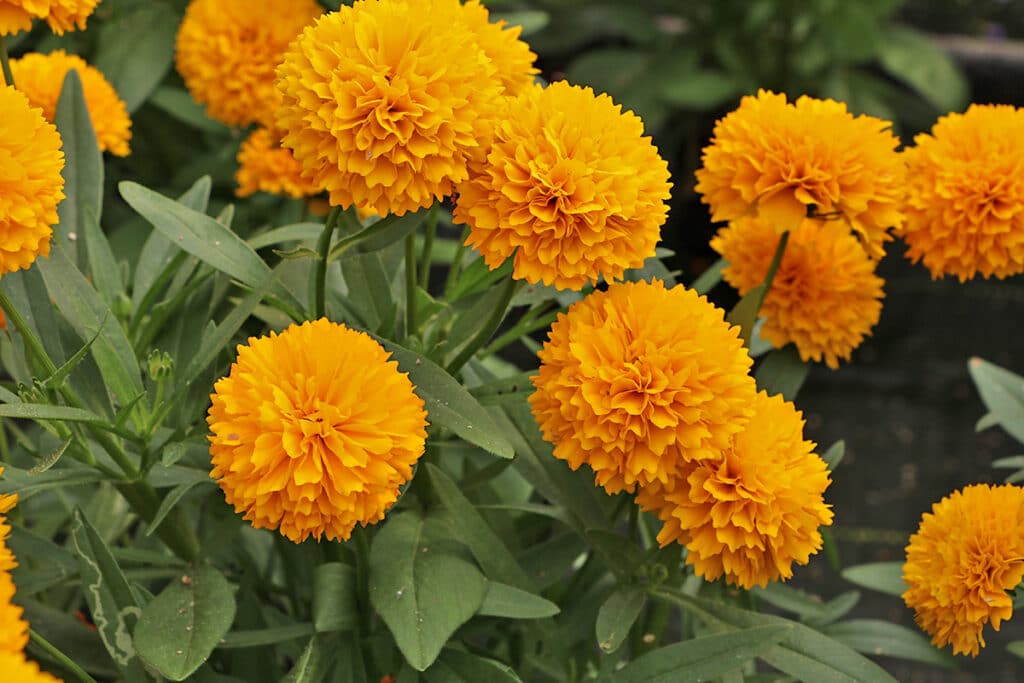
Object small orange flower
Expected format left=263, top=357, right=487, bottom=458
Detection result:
left=638, top=392, right=833, bottom=589
left=235, top=128, right=322, bottom=199
left=695, top=89, right=905, bottom=260
left=208, top=319, right=428, bottom=543
left=901, top=104, right=1024, bottom=281
left=530, top=280, right=755, bottom=494
left=0, top=0, right=98, bottom=36
left=711, top=216, right=884, bottom=369
left=903, top=483, right=1024, bottom=657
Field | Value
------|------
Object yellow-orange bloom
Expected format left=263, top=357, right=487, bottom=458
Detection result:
left=276, top=0, right=507, bottom=217
left=530, top=280, right=755, bottom=494
left=235, top=128, right=322, bottom=199
left=903, top=483, right=1024, bottom=657
left=0, top=652, right=62, bottom=682
left=901, top=104, right=1024, bottom=281
left=695, top=90, right=904, bottom=260
left=208, top=319, right=428, bottom=543
left=456, top=0, right=537, bottom=96
left=638, top=391, right=833, bottom=589
left=176, top=0, right=323, bottom=128
left=455, top=81, right=672, bottom=290
left=0, top=0, right=97, bottom=36
left=711, top=216, right=884, bottom=369
left=0, top=85, right=64, bottom=276
left=4, top=51, right=131, bottom=156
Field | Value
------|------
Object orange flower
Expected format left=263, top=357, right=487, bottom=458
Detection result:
left=695, top=89, right=904, bottom=260
left=901, top=104, right=1024, bottom=281
left=711, top=216, right=884, bottom=369
left=455, top=81, right=671, bottom=290
left=5, top=51, right=131, bottom=156
left=903, top=483, right=1024, bottom=657
left=456, top=0, right=537, bottom=96
left=0, top=652, right=63, bottom=682
left=208, top=319, right=428, bottom=542
left=0, top=84, right=64, bottom=276
left=275, top=0, right=510, bottom=217
left=176, top=0, right=323, bottom=128
left=0, top=0, right=97, bottom=36
left=530, top=279, right=755, bottom=494
left=638, top=392, right=833, bottom=589
left=235, top=128, right=322, bottom=199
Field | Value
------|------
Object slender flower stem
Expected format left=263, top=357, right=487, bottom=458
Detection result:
left=754, top=230, right=790, bottom=314
left=30, top=629, right=100, bottom=683
left=418, top=204, right=439, bottom=290
left=404, top=232, right=417, bottom=337
left=446, top=276, right=520, bottom=375
left=0, top=36, right=14, bottom=89
left=313, top=207, right=343, bottom=320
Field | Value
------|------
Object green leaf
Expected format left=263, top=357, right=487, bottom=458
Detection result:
left=753, top=584, right=859, bottom=627
left=37, top=244, right=144, bottom=412
left=491, top=10, right=549, bottom=36
left=610, top=626, right=791, bottom=683
left=149, top=87, right=230, bottom=133
left=313, top=563, right=357, bottom=633
left=726, top=285, right=766, bottom=348
left=281, top=634, right=339, bottom=683
left=968, top=357, right=1024, bottom=445
left=54, top=69, right=103, bottom=264
left=83, top=208, right=124, bottom=306
left=0, top=465, right=109, bottom=498
left=841, top=562, right=907, bottom=597
left=346, top=209, right=429, bottom=257
left=218, top=623, right=314, bottom=649
left=248, top=223, right=323, bottom=250
left=0, top=403, right=107, bottom=425
left=340, top=252, right=397, bottom=332
left=1008, top=640, right=1024, bottom=659
left=586, top=529, right=645, bottom=580
left=755, top=345, right=809, bottom=401
left=378, top=339, right=515, bottom=459
left=650, top=588, right=898, bottom=683
left=822, top=440, right=846, bottom=470
left=877, top=26, right=968, bottom=114
left=93, top=4, right=178, bottom=112
left=69, top=508, right=144, bottom=672
left=423, top=463, right=532, bottom=588
left=691, top=259, right=725, bottom=295
left=369, top=511, right=487, bottom=671
left=27, top=436, right=74, bottom=475
left=425, top=649, right=523, bottom=683
left=478, top=581, right=559, bottom=620
left=823, top=620, right=956, bottom=668
left=134, top=566, right=238, bottom=680
left=660, top=69, right=742, bottom=109
left=120, top=182, right=296, bottom=308
left=144, top=479, right=213, bottom=537
left=595, top=585, right=645, bottom=653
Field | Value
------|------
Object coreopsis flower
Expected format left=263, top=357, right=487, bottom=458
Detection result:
left=0, top=653, right=63, bottom=682
left=903, top=484, right=1024, bottom=657
left=710, top=217, right=884, bottom=369
left=530, top=279, right=756, bottom=494
left=0, top=85, right=64, bottom=276
left=456, top=0, right=537, bottom=96
left=695, top=89, right=905, bottom=260
left=4, top=51, right=131, bottom=156
left=638, top=391, right=833, bottom=589
left=207, top=319, right=428, bottom=543
left=235, top=128, right=322, bottom=199
left=0, top=0, right=98, bottom=35
left=454, top=81, right=672, bottom=290
left=276, top=0, right=508, bottom=217
left=0, top=483, right=25, bottom=653
left=900, top=105, right=1024, bottom=281
left=176, top=0, right=323, bottom=128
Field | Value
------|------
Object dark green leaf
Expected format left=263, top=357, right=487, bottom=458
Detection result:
left=83, top=208, right=124, bottom=306
left=69, top=508, right=144, bottom=671
left=968, top=357, right=1024, bottom=444
left=379, top=340, right=515, bottom=459
left=611, top=626, right=791, bottom=683
left=369, top=511, right=487, bottom=671
left=755, top=345, right=809, bottom=401
left=94, top=4, right=178, bottom=112
left=491, top=10, right=549, bottom=36
left=0, top=465, right=108, bottom=498
left=313, top=563, right=357, bottom=633
left=218, top=623, right=314, bottom=649
left=340, top=252, right=396, bottom=332
left=248, top=223, right=323, bottom=250
left=877, top=26, right=968, bottom=114
left=586, top=529, right=645, bottom=579
left=0, top=403, right=108, bottom=425
left=425, top=649, right=523, bottom=683
left=144, top=479, right=213, bottom=537
left=134, top=566, right=238, bottom=680
left=841, top=562, right=907, bottom=597
left=281, top=634, right=339, bottom=683
left=54, top=69, right=103, bottom=264
left=596, top=585, right=645, bottom=653
left=726, top=285, right=766, bottom=348
left=149, top=87, right=230, bottom=133
left=822, top=440, right=846, bottom=470
left=691, top=259, right=725, bottom=295
left=478, top=581, right=559, bottom=620
left=660, top=69, right=742, bottom=109
left=823, top=620, right=955, bottom=668
left=753, top=584, right=859, bottom=626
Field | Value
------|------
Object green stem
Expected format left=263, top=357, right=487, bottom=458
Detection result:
left=29, top=628, right=99, bottom=683
left=481, top=309, right=559, bottom=358
left=445, top=276, right=520, bottom=375
left=314, top=207, right=343, bottom=320
left=418, top=205, right=439, bottom=290
left=754, top=230, right=789, bottom=314
left=444, top=226, right=472, bottom=298
left=404, top=233, right=417, bottom=338
left=0, top=36, right=14, bottom=89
